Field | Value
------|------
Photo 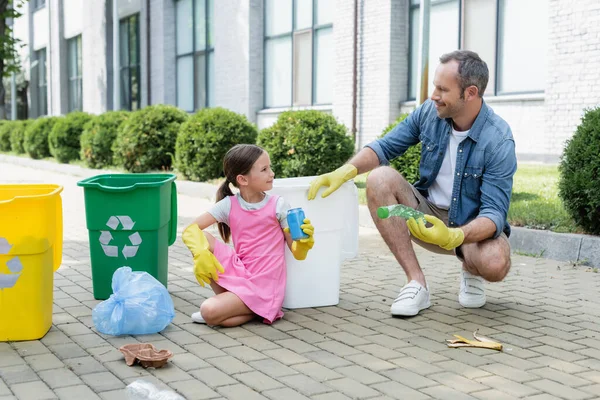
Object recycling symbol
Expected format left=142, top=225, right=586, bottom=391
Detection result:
left=0, top=238, right=23, bottom=289
left=99, top=216, right=142, bottom=259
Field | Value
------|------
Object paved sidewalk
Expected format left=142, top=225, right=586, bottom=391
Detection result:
left=1, top=162, right=600, bottom=400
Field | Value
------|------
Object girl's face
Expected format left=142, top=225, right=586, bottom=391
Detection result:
left=240, top=151, right=275, bottom=192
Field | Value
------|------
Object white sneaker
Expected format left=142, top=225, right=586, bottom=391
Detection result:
left=459, top=269, right=486, bottom=308
left=390, top=280, right=431, bottom=316
left=191, top=311, right=206, bottom=324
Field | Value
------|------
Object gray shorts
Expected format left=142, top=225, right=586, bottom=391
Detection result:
left=409, top=185, right=509, bottom=261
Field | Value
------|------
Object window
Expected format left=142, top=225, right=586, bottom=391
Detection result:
left=120, top=14, right=141, bottom=110
left=36, top=48, right=48, bottom=116
left=33, top=0, right=46, bottom=9
left=496, top=0, right=548, bottom=94
left=67, top=35, right=82, bottom=112
left=176, top=0, right=214, bottom=112
left=264, top=0, right=333, bottom=108
left=408, top=0, right=460, bottom=100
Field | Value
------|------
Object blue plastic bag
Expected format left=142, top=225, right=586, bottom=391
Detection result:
left=93, top=267, right=175, bottom=336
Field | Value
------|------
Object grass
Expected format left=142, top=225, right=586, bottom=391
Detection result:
left=353, top=163, right=582, bottom=234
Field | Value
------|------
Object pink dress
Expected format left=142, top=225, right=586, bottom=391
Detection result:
left=211, top=195, right=286, bottom=324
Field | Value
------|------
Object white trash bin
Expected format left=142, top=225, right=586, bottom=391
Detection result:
left=268, top=176, right=359, bottom=309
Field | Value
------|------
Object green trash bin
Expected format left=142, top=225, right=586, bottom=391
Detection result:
left=77, top=174, right=177, bottom=300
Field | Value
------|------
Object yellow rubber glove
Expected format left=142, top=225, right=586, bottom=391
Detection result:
left=406, top=214, right=464, bottom=251
left=307, top=164, right=358, bottom=200
left=284, top=219, right=315, bottom=260
left=182, top=224, right=225, bottom=287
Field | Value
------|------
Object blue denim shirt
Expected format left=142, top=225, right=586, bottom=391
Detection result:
left=366, top=99, right=517, bottom=238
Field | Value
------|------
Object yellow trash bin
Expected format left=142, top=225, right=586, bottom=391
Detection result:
left=0, top=184, right=63, bottom=341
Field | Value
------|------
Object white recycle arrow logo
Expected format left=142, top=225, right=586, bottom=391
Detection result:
left=100, top=216, right=142, bottom=259
left=0, top=237, right=23, bottom=289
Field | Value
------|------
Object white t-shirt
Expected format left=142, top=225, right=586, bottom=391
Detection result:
left=208, top=193, right=291, bottom=229
left=427, top=127, right=470, bottom=209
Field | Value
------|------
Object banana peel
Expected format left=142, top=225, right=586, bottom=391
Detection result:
left=446, top=329, right=503, bottom=351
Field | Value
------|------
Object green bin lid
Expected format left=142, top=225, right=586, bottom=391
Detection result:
left=77, top=174, right=176, bottom=192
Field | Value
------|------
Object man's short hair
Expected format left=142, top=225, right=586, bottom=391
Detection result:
left=439, top=50, right=489, bottom=98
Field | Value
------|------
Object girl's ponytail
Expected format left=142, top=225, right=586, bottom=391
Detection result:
left=216, top=180, right=233, bottom=243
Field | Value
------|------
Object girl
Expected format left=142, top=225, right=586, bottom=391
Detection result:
left=182, top=144, right=315, bottom=327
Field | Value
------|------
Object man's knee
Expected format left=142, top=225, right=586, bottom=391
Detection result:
left=484, top=256, right=511, bottom=282
left=366, top=167, right=412, bottom=202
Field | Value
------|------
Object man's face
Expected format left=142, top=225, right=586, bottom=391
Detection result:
left=431, top=60, right=465, bottom=120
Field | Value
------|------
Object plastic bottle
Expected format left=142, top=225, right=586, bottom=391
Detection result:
left=126, top=380, right=185, bottom=400
left=377, top=204, right=426, bottom=223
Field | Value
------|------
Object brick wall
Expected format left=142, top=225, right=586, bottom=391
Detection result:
left=214, top=0, right=263, bottom=122
left=545, top=0, right=600, bottom=158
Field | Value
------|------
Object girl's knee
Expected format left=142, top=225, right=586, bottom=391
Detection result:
left=200, top=298, right=222, bottom=325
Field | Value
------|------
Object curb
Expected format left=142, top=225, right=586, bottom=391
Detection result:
left=3, top=153, right=599, bottom=267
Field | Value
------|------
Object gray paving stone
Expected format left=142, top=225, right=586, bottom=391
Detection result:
left=526, top=379, right=593, bottom=400
left=0, top=364, right=39, bottom=385
left=304, top=351, right=353, bottom=369
left=380, top=368, right=438, bottom=390
left=206, top=355, right=254, bottom=374
left=190, top=367, right=239, bottom=387
left=216, top=384, right=268, bottom=400
left=475, top=376, right=540, bottom=398
left=38, top=368, right=83, bottom=389
left=278, top=374, right=332, bottom=396
left=62, top=356, right=106, bottom=375
left=247, top=358, right=298, bottom=379
left=370, top=380, right=431, bottom=400
left=0, top=380, right=11, bottom=396
left=334, top=365, right=388, bottom=385
left=262, top=348, right=309, bottom=366
left=149, top=364, right=193, bottom=383
left=9, top=381, right=57, bottom=400
left=54, top=385, right=102, bottom=400
left=262, top=387, right=311, bottom=400
left=471, top=389, right=520, bottom=400
left=80, top=371, right=125, bottom=392
left=47, top=343, right=89, bottom=361
left=168, top=379, right=219, bottom=399
left=233, top=370, right=284, bottom=391
left=223, top=345, right=268, bottom=362
left=344, top=353, right=396, bottom=372
left=24, top=353, right=64, bottom=372
left=291, top=362, right=344, bottom=382
left=421, top=385, right=479, bottom=400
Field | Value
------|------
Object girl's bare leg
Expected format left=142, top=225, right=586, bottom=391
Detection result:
left=200, top=291, right=256, bottom=327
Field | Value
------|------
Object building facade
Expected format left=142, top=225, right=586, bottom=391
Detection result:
left=14, top=0, right=600, bottom=163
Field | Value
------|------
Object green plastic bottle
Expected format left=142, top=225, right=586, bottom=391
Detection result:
left=377, top=204, right=426, bottom=223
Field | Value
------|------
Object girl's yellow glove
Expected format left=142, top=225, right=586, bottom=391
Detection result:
left=284, top=219, right=315, bottom=260
left=182, top=224, right=225, bottom=287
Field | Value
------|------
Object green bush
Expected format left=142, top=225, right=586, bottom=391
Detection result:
left=558, top=107, right=600, bottom=235
left=379, top=113, right=422, bottom=184
left=0, top=120, right=13, bottom=151
left=175, top=107, right=258, bottom=181
left=24, top=117, right=60, bottom=159
left=8, top=120, right=31, bottom=154
left=257, top=110, right=354, bottom=178
left=113, top=104, right=188, bottom=172
left=49, top=112, right=93, bottom=163
left=80, top=111, right=129, bottom=168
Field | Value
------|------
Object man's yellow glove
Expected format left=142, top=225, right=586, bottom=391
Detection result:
left=284, top=219, right=315, bottom=260
left=182, top=224, right=225, bottom=287
left=307, top=164, right=358, bottom=200
left=406, top=214, right=464, bottom=251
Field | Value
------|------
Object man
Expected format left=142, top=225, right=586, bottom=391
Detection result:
left=308, top=50, right=516, bottom=317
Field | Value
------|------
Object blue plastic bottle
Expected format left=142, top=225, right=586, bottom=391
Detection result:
left=287, top=208, right=309, bottom=241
